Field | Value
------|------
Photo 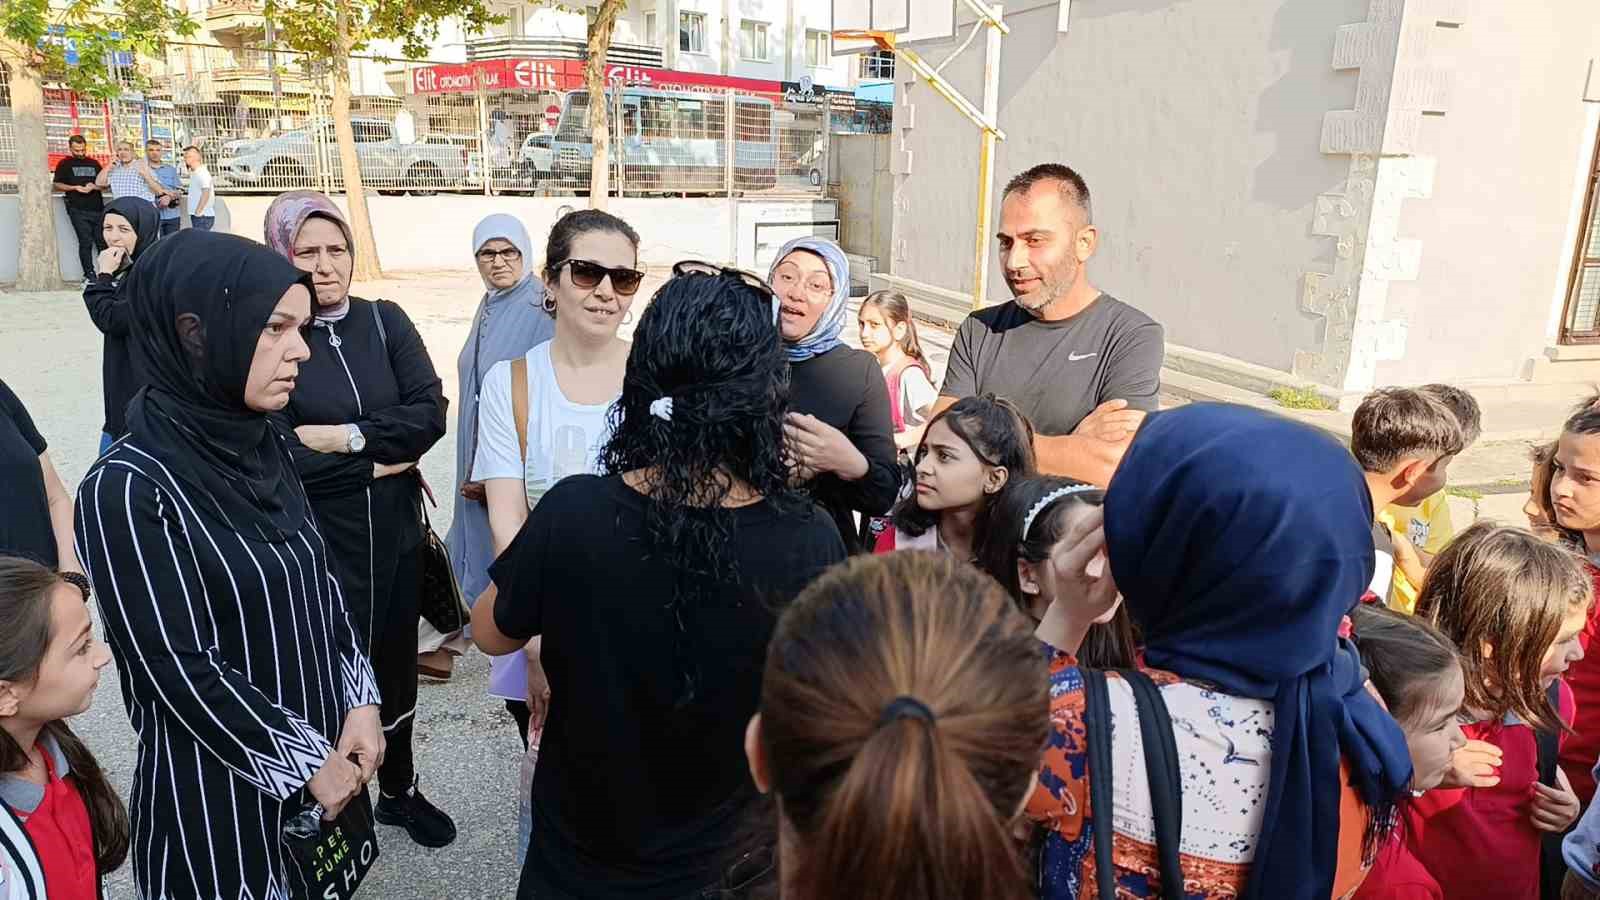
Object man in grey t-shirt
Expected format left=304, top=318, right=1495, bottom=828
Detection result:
left=934, top=163, right=1164, bottom=486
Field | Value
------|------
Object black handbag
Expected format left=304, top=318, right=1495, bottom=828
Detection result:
left=417, top=500, right=470, bottom=635
left=280, top=790, right=380, bottom=900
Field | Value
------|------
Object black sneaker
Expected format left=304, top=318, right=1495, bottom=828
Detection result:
left=375, top=780, right=457, bottom=848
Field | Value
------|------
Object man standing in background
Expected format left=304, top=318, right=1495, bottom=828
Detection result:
left=183, top=146, right=216, bottom=231
left=146, top=139, right=183, bottom=236
left=51, top=134, right=105, bottom=283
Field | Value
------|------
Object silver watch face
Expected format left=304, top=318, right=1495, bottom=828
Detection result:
left=348, top=427, right=366, bottom=452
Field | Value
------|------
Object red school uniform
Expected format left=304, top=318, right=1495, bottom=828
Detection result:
left=1402, top=680, right=1576, bottom=900
left=1353, top=835, right=1441, bottom=900
left=7, top=739, right=97, bottom=899
left=1558, top=561, right=1600, bottom=807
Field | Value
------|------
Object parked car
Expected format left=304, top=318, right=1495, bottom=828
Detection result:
left=518, top=133, right=555, bottom=185
left=217, top=118, right=468, bottom=194
left=420, top=133, right=483, bottom=188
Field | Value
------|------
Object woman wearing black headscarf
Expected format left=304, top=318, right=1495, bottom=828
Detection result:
left=82, top=195, right=160, bottom=452
left=74, top=231, right=384, bottom=900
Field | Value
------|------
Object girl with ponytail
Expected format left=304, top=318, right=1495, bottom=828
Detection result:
left=0, top=556, right=126, bottom=898
left=746, top=552, right=1049, bottom=900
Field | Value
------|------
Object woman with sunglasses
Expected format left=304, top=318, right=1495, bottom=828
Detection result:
left=471, top=209, right=644, bottom=748
left=472, top=264, right=845, bottom=900
left=769, top=237, right=899, bottom=553
left=429, top=214, right=555, bottom=683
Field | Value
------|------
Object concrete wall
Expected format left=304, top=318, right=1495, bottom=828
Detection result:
left=891, top=0, right=1366, bottom=374
left=831, top=132, right=892, bottom=264
left=1375, top=0, right=1600, bottom=385
left=0, top=193, right=827, bottom=282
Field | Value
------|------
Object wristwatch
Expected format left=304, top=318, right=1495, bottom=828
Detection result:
left=346, top=424, right=366, bottom=453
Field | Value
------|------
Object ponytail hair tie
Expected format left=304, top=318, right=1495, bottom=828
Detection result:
left=649, top=397, right=674, bottom=422
left=1022, top=484, right=1096, bottom=540
left=876, top=695, right=935, bottom=729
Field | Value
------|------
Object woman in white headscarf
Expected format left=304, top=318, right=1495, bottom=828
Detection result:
left=422, top=214, right=555, bottom=680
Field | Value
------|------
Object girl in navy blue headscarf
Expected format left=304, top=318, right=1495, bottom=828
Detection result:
left=1024, top=402, right=1413, bottom=900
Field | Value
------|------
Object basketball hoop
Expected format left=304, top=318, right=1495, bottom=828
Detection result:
left=830, top=29, right=896, bottom=51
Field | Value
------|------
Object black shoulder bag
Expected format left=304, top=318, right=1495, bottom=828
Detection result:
left=1537, top=679, right=1566, bottom=900
left=1080, top=668, right=1186, bottom=900
left=370, top=302, right=470, bottom=635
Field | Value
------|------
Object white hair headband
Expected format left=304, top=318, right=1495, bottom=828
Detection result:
left=1021, top=484, right=1097, bottom=540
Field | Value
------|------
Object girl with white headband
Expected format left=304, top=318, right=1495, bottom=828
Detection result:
left=979, top=474, right=1136, bottom=668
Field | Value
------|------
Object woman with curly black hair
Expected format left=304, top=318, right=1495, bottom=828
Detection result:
left=471, top=265, right=846, bottom=900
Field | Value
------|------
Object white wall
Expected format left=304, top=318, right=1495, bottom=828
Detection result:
left=0, top=194, right=768, bottom=282
left=1375, top=0, right=1600, bottom=385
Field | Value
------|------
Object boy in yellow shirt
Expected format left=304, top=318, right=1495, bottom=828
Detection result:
left=1379, top=384, right=1481, bottom=612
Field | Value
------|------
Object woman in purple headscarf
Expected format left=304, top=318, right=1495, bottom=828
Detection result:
left=262, top=190, right=457, bottom=849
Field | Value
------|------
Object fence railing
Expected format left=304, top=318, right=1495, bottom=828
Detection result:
left=2, top=45, right=854, bottom=200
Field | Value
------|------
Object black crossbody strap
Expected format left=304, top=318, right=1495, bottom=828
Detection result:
left=1081, top=668, right=1119, bottom=900
left=1122, top=669, right=1187, bottom=899
left=1537, top=679, right=1564, bottom=900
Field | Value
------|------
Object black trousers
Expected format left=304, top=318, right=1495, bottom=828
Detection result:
left=376, top=542, right=423, bottom=795
left=66, top=206, right=104, bottom=278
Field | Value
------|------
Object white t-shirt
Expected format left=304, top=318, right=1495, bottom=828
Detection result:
left=897, top=364, right=938, bottom=428
left=473, top=342, right=618, bottom=702
left=186, top=166, right=215, bottom=216
left=472, top=342, right=616, bottom=511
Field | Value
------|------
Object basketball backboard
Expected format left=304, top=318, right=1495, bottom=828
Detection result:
left=832, top=0, right=958, bottom=55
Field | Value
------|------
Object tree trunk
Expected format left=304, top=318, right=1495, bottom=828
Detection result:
left=331, top=7, right=381, bottom=281
left=5, top=49, right=66, bottom=290
left=584, top=0, right=626, bottom=210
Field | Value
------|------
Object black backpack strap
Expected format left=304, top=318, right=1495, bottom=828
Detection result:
left=1122, top=669, right=1186, bottom=900
left=369, top=298, right=389, bottom=352
left=1537, top=679, right=1565, bottom=900
left=1080, top=668, right=1119, bottom=900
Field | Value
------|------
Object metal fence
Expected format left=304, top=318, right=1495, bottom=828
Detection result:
left=2, top=45, right=849, bottom=199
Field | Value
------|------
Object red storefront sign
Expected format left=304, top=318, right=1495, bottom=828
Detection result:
left=411, top=57, right=784, bottom=99
left=411, top=58, right=584, bottom=94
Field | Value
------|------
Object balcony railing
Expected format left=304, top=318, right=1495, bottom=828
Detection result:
left=465, top=35, right=663, bottom=68
left=205, top=0, right=267, bottom=33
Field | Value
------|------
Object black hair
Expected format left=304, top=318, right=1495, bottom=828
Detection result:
left=68, top=134, right=86, bottom=145
left=892, top=394, right=1037, bottom=546
left=182, top=145, right=201, bottom=156
left=1002, top=163, right=1093, bottom=222
left=544, top=208, right=641, bottom=280
left=597, top=270, right=801, bottom=708
left=979, top=475, right=1137, bottom=668
left=0, top=558, right=129, bottom=874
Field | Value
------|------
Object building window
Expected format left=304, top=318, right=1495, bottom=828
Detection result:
left=860, top=49, right=895, bottom=80
left=645, top=13, right=657, bottom=46
left=741, top=21, right=768, bottom=61
left=1563, top=129, right=1600, bottom=342
left=806, top=29, right=830, bottom=67
left=680, top=12, right=706, bottom=54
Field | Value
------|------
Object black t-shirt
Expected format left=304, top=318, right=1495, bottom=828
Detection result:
left=489, top=474, right=846, bottom=899
left=0, top=380, right=56, bottom=567
left=789, top=345, right=900, bottom=553
left=940, top=294, right=1164, bottom=435
left=52, top=156, right=103, bottom=211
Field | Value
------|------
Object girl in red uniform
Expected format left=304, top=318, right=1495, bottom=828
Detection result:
left=872, top=394, right=1035, bottom=563
left=0, top=557, right=127, bottom=898
left=1350, top=605, right=1468, bottom=900
left=1404, top=523, right=1590, bottom=900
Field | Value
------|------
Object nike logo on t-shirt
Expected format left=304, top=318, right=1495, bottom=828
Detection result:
left=1068, top=352, right=1098, bottom=362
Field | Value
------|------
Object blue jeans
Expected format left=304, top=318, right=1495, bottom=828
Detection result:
left=190, top=215, right=215, bottom=231
left=159, top=217, right=181, bottom=237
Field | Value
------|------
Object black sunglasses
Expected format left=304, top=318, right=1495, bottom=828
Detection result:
left=553, top=258, right=646, bottom=296
left=672, top=260, right=775, bottom=299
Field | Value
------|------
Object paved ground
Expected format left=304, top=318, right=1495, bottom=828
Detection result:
left=0, top=270, right=1534, bottom=897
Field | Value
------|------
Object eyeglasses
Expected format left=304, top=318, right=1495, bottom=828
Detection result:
left=672, top=260, right=776, bottom=299
left=771, top=263, right=834, bottom=299
left=555, top=258, right=646, bottom=296
left=476, top=247, right=522, bottom=265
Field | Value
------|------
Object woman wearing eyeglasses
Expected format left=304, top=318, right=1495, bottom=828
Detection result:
left=429, top=214, right=556, bottom=684
left=471, top=209, right=644, bottom=752
left=769, top=237, right=899, bottom=553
